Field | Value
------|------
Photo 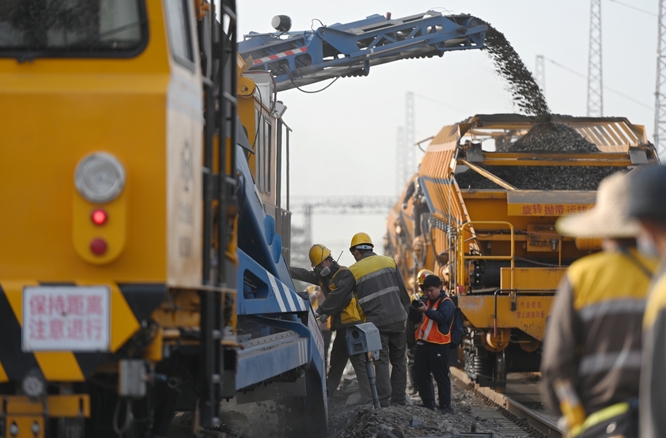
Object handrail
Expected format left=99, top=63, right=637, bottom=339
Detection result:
left=458, top=221, right=515, bottom=292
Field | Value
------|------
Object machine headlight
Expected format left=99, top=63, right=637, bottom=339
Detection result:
left=75, top=152, right=126, bottom=203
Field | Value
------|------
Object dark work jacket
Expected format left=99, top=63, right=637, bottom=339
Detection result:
left=541, top=249, right=658, bottom=418
left=349, top=251, right=410, bottom=329
left=290, top=262, right=358, bottom=330
left=408, top=292, right=454, bottom=341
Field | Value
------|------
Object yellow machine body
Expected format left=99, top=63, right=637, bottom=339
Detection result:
left=0, top=0, right=239, bottom=434
left=386, top=114, right=660, bottom=385
left=0, top=0, right=328, bottom=436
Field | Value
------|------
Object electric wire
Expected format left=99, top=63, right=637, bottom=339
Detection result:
left=608, top=0, right=657, bottom=17
left=112, top=398, right=134, bottom=435
left=310, top=18, right=326, bottom=33
left=286, top=68, right=340, bottom=94
left=252, top=81, right=263, bottom=148
left=414, top=92, right=473, bottom=114
left=545, top=57, right=653, bottom=111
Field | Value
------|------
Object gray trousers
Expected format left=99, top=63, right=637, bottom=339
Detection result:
left=376, top=321, right=408, bottom=407
left=326, top=328, right=372, bottom=403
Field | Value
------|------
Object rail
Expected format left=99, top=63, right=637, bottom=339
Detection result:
left=451, top=368, right=565, bottom=438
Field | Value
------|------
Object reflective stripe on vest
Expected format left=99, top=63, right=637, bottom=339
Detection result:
left=349, top=255, right=401, bottom=307
left=578, top=298, right=646, bottom=322
left=571, top=401, right=633, bottom=437
left=578, top=350, right=642, bottom=376
left=356, top=285, right=400, bottom=304
left=416, top=297, right=451, bottom=344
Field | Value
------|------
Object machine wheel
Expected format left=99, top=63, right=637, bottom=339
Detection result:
left=462, top=337, right=492, bottom=382
left=493, top=350, right=507, bottom=393
left=462, top=337, right=507, bottom=391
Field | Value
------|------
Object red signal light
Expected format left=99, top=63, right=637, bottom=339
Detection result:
left=90, top=238, right=108, bottom=255
left=91, top=209, right=108, bottom=226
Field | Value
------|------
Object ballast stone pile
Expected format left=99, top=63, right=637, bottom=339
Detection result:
left=455, top=118, right=621, bottom=191
left=331, top=404, right=463, bottom=438
left=510, top=119, right=597, bottom=153
left=326, top=379, right=531, bottom=438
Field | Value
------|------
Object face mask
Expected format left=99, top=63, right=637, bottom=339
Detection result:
left=637, top=233, right=660, bottom=258
left=316, top=266, right=331, bottom=278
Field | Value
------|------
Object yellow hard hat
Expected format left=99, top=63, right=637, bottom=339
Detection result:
left=350, top=232, right=374, bottom=251
left=417, top=269, right=435, bottom=286
left=309, top=244, right=331, bottom=267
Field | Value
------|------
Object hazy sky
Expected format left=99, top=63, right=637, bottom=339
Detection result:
left=236, top=0, right=658, bottom=268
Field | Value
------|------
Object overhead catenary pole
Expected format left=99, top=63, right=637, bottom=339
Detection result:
left=655, top=0, right=666, bottom=156
left=587, top=0, right=603, bottom=116
left=535, top=55, right=546, bottom=96
left=405, top=91, right=416, bottom=182
left=290, top=197, right=396, bottom=261
left=303, top=204, right=313, bottom=253
left=395, top=126, right=405, bottom=196
left=395, top=91, right=416, bottom=196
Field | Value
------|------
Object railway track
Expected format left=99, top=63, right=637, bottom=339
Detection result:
left=451, top=368, right=565, bottom=438
left=167, top=369, right=565, bottom=438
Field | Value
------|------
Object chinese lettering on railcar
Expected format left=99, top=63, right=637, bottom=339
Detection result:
left=23, top=286, right=110, bottom=351
left=516, top=300, right=546, bottom=319
left=509, top=204, right=592, bottom=216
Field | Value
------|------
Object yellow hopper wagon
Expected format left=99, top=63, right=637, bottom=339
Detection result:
left=386, top=114, right=660, bottom=388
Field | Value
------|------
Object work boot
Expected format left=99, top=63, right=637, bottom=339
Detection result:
left=390, top=397, right=412, bottom=406
left=439, top=405, right=454, bottom=415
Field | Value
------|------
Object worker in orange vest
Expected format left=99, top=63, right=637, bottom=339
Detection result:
left=408, top=274, right=455, bottom=414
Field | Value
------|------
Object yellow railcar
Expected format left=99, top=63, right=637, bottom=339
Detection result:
left=387, top=114, right=659, bottom=387
left=0, top=1, right=327, bottom=437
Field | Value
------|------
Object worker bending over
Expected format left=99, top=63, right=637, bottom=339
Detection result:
left=291, top=244, right=371, bottom=403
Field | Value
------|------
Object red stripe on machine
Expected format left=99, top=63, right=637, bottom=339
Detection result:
left=253, top=47, right=308, bottom=65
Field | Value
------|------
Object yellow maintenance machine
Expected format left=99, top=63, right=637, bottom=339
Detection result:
left=0, top=2, right=498, bottom=435
left=0, top=1, right=329, bottom=437
left=386, top=114, right=660, bottom=388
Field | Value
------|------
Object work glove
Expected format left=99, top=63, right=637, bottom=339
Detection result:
left=316, top=313, right=329, bottom=323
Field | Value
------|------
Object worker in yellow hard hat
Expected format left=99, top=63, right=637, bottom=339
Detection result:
left=290, top=244, right=372, bottom=403
left=348, top=232, right=411, bottom=407
left=417, top=269, right=435, bottom=290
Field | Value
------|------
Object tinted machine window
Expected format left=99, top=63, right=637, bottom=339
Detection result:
left=164, top=0, right=194, bottom=66
left=0, top=0, right=146, bottom=57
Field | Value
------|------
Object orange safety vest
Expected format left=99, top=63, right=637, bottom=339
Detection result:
left=416, top=297, right=452, bottom=345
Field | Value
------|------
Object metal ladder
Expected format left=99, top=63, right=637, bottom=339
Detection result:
left=199, top=0, right=238, bottom=428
